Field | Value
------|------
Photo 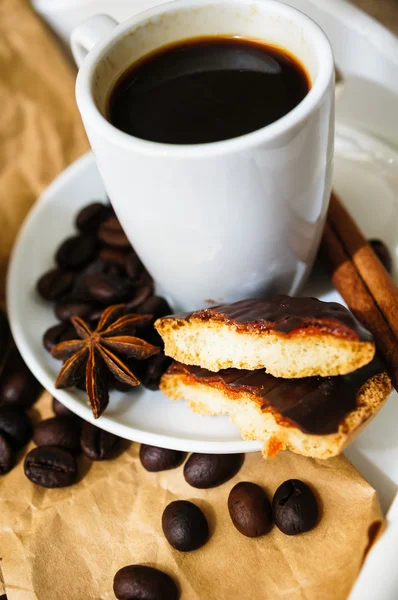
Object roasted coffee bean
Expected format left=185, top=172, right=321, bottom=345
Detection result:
left=0, top=309, right=10, bottom=368
left=0, top=409, right=32, bottom=450
left=162, top=500, right=209, bottom=551
left=52, top=397, right=78, bottom=419
left=80, top=422, right=121, bottom=460
left=76, top=261, right=124, bottom=300
left=81, top=257, right=122, bottom=278
left=43, top=322, right=76, bottom=352
left=56, top=235, right=97, bottom=270
left=37, top=268, right=74, bottom=301
left=97, top=217, right=130, bottom=248
left=75, top=202, right=110, bottom=233
left=272, top=479, right=319, bottom=535
left=0, top=593, right=8, bottom=599
left=228, top=482, right=272, bottom=537
left=113, top=565, right=178, bottom=600
left=88, top=307, right=105, bottom=323
left=140, top=444, right=185, bottom=471
left=136, top=266, right=154, bottom=287
left=0, top=348, right=41, bottom=410
left=133, top=314, right=163, bottom=345
left=125, top=286, right=153, bottom=311
left=73, top=260, right=107, bottom=294
left=98, top=247, right=127, bottom=268
left=34, top=417, right=81, bottom=453
left=0, top=434, right=14, bottom=475
left=136, top=296, right=171, bottom=320
left=54, top=299, right=93, bottom=321
left=138, top=354, right=172, bottom=391
left=139, top=326, right=164, bottom=349
left=124, top=251, right=142, bottom=280
left=24, top=446, right=77, bottom=488
left=84, top=273, right=134, bottom=304
left=369, top=239, right=393, bottom=273
left=184, top=453, right=244, bottom=488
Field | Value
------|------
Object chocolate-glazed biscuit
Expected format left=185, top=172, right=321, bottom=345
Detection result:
left=167, top=358, right=384, bottom=435
left=155, top=296, right=375, bottom=378
left=161, top=359, right=391, bottom=459
left=178, top=297, right=373, bottom=340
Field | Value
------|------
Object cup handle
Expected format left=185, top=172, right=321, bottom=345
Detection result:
left=70, top=15, right=118, bottom=68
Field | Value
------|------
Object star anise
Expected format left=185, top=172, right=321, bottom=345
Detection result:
left=51, top=304, right=159, bottom=418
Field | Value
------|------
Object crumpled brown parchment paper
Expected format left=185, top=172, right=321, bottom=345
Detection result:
left=0, top=393, right=384, bottom=600
left=0, top=1, right=385, bottom=599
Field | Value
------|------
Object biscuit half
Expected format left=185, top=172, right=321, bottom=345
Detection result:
left=155, top=296, right=375, bottom=378
left=160, top=360, right=391, bottom=459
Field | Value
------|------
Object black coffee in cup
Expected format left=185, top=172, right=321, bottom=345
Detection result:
left=107, top=36, right=310, bottom=144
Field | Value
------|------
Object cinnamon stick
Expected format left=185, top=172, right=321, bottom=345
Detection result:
left=320, top=222, right=398, bottom=390
left=329, top=193, right=398, bottom=339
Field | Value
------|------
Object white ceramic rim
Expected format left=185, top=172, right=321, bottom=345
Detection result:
left=75, top=0, right=334, bottom=159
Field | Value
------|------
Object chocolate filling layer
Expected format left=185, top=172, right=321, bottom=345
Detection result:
left=167, top=296, right=373, bottom=341
left=167, top=357, right=384, bottom=435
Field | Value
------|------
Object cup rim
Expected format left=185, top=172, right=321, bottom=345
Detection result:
left=75, top=0, right=334, bottom=158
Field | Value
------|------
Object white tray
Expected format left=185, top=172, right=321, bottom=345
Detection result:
left=29, top=1, right=398, bottom=598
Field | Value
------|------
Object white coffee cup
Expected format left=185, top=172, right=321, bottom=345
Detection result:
left=72, top=0, right=334, bottom=311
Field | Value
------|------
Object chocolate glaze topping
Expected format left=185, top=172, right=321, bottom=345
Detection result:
left=170, top=296, right=373, bottom=341
left=168, top=357, right=385, bottom=435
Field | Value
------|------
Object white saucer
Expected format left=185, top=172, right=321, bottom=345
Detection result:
left=7, top=123, right=398, bottom=452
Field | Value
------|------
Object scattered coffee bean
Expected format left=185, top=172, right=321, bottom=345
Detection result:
left=162, top=500, right=209, bottom=551
left=37, top=269, right=74, bottom=301
left=0, top=348, right=41, bottom=410
left=0, top=594, right=8, bottom=600
left=80, top=422, right=121, bottom=460
left=140, top=444, right=185, bottom=472
left=228, top=481, right=272, bottom=537
left=139, top=326, right=164, bottom=349
left=24, top=446, right=77, bottom=488
left=136, top=296, right=171, bottom=320
left=138, top=354, right=172, bottom=391
left=84, top=273, right=134, bottom=304
left=80, top=256, right=123, bottom=279
left=43, top=322, right=76, bottom=352
left=113, top=565, right=178, bottom=600
left=75, top=264, right=124, bottom=304
left=0, top=434, right=14, bottom=475
left=75, top=202, right=110, bottom=233
left=272, top=479, right=319, bottom=535
left=125, top=285, right=153, bottom=311
left=98, top=247, right=127, bottom=268
left=88, top=307, right=105, bottom=323
left=71, top=259, right=114, bottom=302
left=97, top=216, right=130, bottom=248
left=0, top=310, right=10, bottom=368
left=34, top=417, right=81, bottom=453
left=56, top=235, right=97, bottom=270
left=135, top=267, right=154, bottom=289
left=0, top=409, right=32, bottom=450
left=369, top=239, right=392, bottom=273
left=184, top=453, right=244, bottom=488
left=124, top=251, right=142, bottom=279
left=54, top=299, right=93, bottom=321
left=52, top=397, right=78, bottom=419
